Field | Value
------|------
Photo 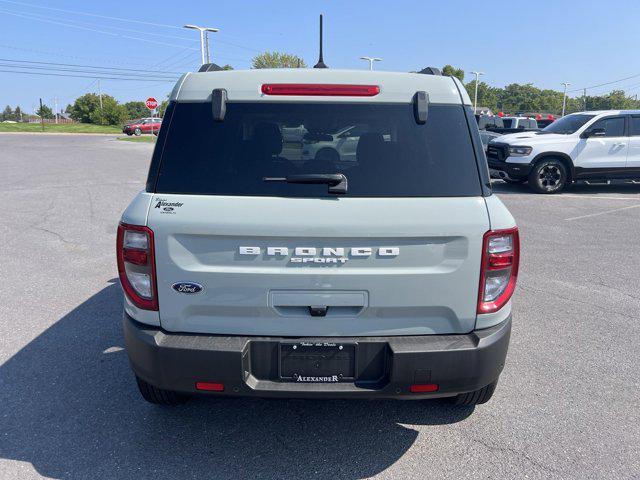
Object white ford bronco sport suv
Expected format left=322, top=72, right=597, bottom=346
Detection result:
left=117, top=67, right=519, bottom=406
left=488, top=110, right=640, bottom=193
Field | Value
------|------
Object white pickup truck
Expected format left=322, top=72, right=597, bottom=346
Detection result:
left=487, top=110, right=640, bottom=193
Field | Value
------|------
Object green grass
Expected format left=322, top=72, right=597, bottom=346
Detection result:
left=0, top=123, right=121, bottom=134
left=116, top=136, right=156, bottom=143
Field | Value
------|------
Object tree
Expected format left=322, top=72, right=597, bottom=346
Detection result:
left=68, top=94, right=100, bottom=123
left=91, top=96, right=125, bottom=125
left=464, top=81, right=500, bottom=111
left=1, top=105, right=12, bottom=121
left=252, top=51, right=306, bottom=69
left=221, top=64, right=234, bottom=70
left=158, top=99, right=169, bottom=118
left=68, top=93, right=125, bottom=125
left=442, top=65, right=464, bottom=82
left=14, top=106, right=23, bottom=122
left=123, top=101, right=148, bottom=120
left=37, top=103, right=54, bottom=119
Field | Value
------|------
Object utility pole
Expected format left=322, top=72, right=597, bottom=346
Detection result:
left=54, top=96, right=58, bottom=124
left=583, top=88, right=587, bottom=111
left=98, top=78, right=103, bottom=125
left=561, top=82, right=571, bottom=116
left=204, top=31, right=210, bottom=63
left=183, top=25, right=219, bottom=65
left=360, top=56, right=382, bottom=70
left=39, top=98, right=44, bottom=132
left=471, top=71, right=484, bottom=113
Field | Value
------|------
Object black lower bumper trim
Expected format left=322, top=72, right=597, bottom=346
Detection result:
left=488, top=159, right=532, bottom=178
left=123, top=313, right=511, bottom=399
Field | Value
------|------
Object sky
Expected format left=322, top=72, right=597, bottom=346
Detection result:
left=1, top=0, right=640, bottom=113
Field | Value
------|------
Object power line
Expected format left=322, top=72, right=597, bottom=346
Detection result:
left=214, top=38, right=261, bottom=54
left=0, top=43, right=154, bottom=67
left=59, top=78, right=98, bottom=105
left=0, top=5, right=198, bottom=43
left=0, top=0, right=184, bottom=30
left=585, top=80, right=640, bottom=96
left=0, top=63, right=177, bottom=80
left=0, top=0, right=262, bottom=54
left=568, top=73, right=640, bottom=93
left=148, top=48, right=194, bottom=70
left=0, top=68, right=178, bottom=81
left=0, top=57, right=183, bottom=75
left=0, top=8, right=198, bottom=50
left=157, top=49, right=199, bottom=71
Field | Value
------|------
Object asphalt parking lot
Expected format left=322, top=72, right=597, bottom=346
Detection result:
left=1, top=133, right=639, bottom=479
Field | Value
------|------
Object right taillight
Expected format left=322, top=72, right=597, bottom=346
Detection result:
left=477, top=227, right=519, bottom=314
left=116, top=223, right=158, bottom=311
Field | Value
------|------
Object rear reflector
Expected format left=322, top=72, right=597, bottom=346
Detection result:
left=410, top=384, right=439, bottom=393
left=195, top=382, right=225, bottom=392
left=261, top=83, right=380, bottom=97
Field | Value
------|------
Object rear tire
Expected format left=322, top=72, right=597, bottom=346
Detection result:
left=528, top=158, right=567, bottom=194
left=451, top=381, right=498, bottom=406
left=135, top=375, right=190, bottom=406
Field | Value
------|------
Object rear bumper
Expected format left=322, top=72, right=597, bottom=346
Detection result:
left=123, top=312, right=511, bottom=399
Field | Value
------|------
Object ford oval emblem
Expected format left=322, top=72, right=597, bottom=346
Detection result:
left=172, top=282, right=204, bottom=294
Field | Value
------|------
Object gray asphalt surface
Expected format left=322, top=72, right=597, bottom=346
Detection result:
left=0, top=134, right=639, bottom=479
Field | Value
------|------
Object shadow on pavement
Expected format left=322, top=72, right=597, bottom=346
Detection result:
left=0, top=282, right=473, bottom=480
left=491, top=179, right=640, bottom=196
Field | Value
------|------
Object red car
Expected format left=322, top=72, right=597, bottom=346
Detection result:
left=123, top=117, right=162, bottom=136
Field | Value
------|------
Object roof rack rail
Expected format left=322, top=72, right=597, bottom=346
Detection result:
left=198, top=63, right=225, bottom=72
left=418, top=67, right=442, bottom=76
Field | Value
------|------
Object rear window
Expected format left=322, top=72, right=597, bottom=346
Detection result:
left=153, top=102, right=482, bottom=197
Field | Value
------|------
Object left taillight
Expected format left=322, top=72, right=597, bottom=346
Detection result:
left=116, top=223, right=158, bottom=311
left=477, top=227, right=519, bottom=314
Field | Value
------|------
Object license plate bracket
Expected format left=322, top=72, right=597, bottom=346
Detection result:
left=279, top=342, right=356, bottom=382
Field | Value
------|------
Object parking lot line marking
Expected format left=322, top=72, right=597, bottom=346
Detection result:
left=557, top=194, right=640, bottom=201
left=497, top=193, right=640, bottom=201
left=564, top=204, right=640, bottom=221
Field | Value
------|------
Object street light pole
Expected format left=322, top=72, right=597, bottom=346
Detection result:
left=183, top=25, right=219, bottom=65
left=471, top=71, right=484, bottom=113
left=561, top=82, right=571, bottom=116
left=360, top=56, right=382, bottom=70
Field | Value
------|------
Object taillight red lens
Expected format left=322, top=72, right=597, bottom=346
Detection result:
left=196, top=382, right=225, bottom=392
left=477, top=227, right=519, bottom=314
left=122, top=249, right=148, bottom=265
left=261, top=83, right=380, bottom=97
left=116, top=223, right=158, bottom=311
left=410, top=384, right=439, bottom=393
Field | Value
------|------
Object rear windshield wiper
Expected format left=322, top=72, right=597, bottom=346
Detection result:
left=263, top=173, right=348, bottom=194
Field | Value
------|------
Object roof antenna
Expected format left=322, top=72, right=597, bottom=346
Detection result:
left=313, top=14, right=328, bottom=68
